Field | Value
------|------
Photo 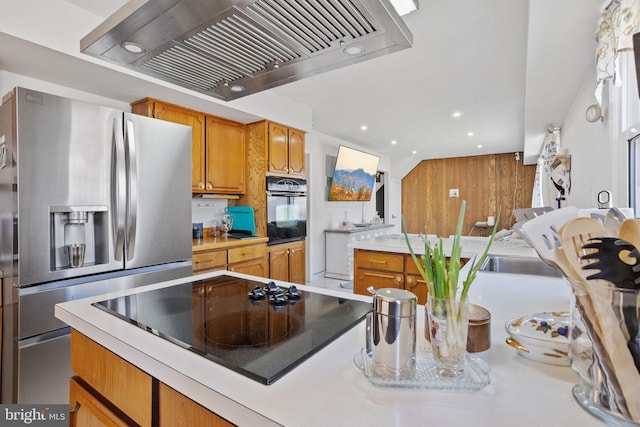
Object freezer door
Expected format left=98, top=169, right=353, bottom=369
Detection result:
left=14, top=88, right=124, bottom=286
left=123, top=113, right=192, bottom=268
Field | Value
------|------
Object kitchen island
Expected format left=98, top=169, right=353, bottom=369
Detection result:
left=55, top=268, right=601, bottom=427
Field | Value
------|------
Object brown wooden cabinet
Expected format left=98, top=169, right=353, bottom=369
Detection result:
left=354, top=249, right=405, bottom=295
left=268, top=240, right=305, bottom=284
left=267, top=122, right=305, bottom=177
left=69, top=330, right=234, bottom=427
left=131, top=98, right=246, bottom=195
left=160, top=383, right=233, bottom=427
left=206, top=116, right=245, bottom=194
left=70, top=331, right=153, bottom=426
left=193, top=242, right=268, bottom=278
left=354, top=249, right=470, bottom=305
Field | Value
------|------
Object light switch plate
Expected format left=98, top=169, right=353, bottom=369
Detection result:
left=449, top=189, right=459, bottom=197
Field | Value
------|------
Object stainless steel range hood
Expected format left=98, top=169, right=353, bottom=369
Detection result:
left=80, top=0, right=413, bottom=101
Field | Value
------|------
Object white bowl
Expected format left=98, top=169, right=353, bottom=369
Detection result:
left=505, top=312, right=570, bottom=366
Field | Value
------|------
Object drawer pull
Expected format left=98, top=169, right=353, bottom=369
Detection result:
left=364, top=272, right=395, bottom=280
left=370, top=259, right=388, bottom=264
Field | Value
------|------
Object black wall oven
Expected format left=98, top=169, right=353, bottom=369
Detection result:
left=266, top=177, right=307, bottom=245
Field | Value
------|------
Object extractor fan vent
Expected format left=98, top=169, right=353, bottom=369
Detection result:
left=81, top=0, right=411, bottom=100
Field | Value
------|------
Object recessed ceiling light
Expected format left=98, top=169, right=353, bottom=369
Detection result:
left=121, top=41, right=145, bottom=54
left=360, top=125, right=368, bottom=131
left=343, top=45, right=365, bottom=56
left=391, top=140, right=397, bottom=145
left=467, top=132, right=474, bottom=137
left=452, top=112, right=461, bottom=118
left=412, top=150, right=417, bottom=154
left=230, top=85, right=245, bottom=92
left=477, top=144, right=483, bottom=148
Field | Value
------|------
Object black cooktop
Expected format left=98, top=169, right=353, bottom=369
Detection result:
left=93, top=275, right=371, bottom=384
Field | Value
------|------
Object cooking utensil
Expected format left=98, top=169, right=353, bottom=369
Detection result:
left=619, top=218, right=640, bottom=251
left=518, top=206, right=578, bottom=270
left=604, top=207, right=628, bottom=235
left=581, top=237, right=640, bottom=372
left=559, top=218, right=640, bottom=420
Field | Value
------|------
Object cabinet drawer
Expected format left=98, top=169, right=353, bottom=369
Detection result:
left=354, top=268, right=404, bottom=294
left=193, top=251, right=227, bottom=272
left=228, top=244, right=266, bottom=264
left=355, top=250, right=404, bottom=273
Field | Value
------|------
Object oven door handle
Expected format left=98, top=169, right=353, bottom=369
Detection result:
left=267, top=192, right=307, bottom=197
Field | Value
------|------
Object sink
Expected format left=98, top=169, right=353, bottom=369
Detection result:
left=479, top=255, right=562, bottom=278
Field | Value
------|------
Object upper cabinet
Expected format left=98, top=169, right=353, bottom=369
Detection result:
left=131, top=98, right=245, bottom=195
left=206, top=116, right=245, bottom=194
left=268, top=122, right=305, bottom=177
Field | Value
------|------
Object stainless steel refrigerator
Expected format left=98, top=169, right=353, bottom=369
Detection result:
left=0, top=87, right=193, bottom=403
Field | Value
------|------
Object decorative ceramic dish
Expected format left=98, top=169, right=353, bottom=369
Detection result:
left=504, top=312, right=570, bottom=366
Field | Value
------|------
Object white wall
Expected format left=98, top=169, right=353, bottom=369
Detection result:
left=306, top=132, right=396, bottom=278
left=561, top=52, right=640, bottom=211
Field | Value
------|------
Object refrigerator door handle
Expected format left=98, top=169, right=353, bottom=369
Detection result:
left=124, top=119, right=138, bottom=261
left=112, top=116, right=126, bottom=261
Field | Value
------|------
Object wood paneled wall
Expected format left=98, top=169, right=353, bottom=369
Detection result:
left=401, top=153, right=536, bottom=237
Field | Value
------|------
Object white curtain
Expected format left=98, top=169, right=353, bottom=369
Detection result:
left=531, top=128, right=561, bottom=208
left=595, top=0, right=640, bottom=103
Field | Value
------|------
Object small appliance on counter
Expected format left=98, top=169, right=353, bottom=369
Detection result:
left=225, top=206, right=256, bottom=238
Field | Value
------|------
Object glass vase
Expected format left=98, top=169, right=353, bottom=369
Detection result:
left=427, top=295, right=469, bottom=377
left=566, top=278, right=640, bottom=426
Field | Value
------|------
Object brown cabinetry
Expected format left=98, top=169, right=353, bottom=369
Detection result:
left=268, top=240, right=305, bottom=284
left=354, top=250, right=405, bottom=294
left=70, top=330, right=153, bottom=426
left=131, top=98, right=245, bottom=195
left=205, top=116, right=245, bottom=194
left=159, top=383, right=233, bottom=427
left=354, top=249, right=468, bottom=305
left=192, top=241, right=268, bottom=278
left=267, top=122, right=305, bottom=177
left=69, top=330, right=234, bottom=427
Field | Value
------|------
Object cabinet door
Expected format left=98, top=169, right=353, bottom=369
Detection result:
left=268, top=122, right=289, bottom=174
left=229, top=257, right=269, bottom=278
left=69, top=377, right=132, bottom=427
left=354, top=268, right=404, bottom=295
left=287, top=128, right=305, bottom=176
left=206, top=117, right=246, bottom=194
left=268, top=245, right=290, bottom=281
left=160, top=383, right=234, bottom=427
left=288, top=241, right=306, bottom=284
left=71, top=331, right=153, bottom=427
left=405, top=256, right=428, bottom=304
left=405, top=274, right=428, bottom=305
left=153, top=102, right=206, bottom=192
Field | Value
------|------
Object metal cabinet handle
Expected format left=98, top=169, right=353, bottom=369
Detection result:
left=199, top=183, right=205, bottom=189
left=69, top=402, right=80, bottom=414
left=369, top=259, right=388, bottom=265
left=206, top=182, right=213, bottom=190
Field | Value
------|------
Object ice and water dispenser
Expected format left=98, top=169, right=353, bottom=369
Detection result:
left=49, top=206, right=108, bottom=270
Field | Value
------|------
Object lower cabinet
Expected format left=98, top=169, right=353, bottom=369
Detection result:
left=69, top=377, right=132, bottom=427
left=354, top=249, right=468, bottom=305
left=69, top=330, right=235, bottom=427
left=193, top=242, right=268, bottom=278
left=159, top=383, right=233, bottom=427
left=353, top=250, right=405, bottom=293
left=268, top=240, right=305, bottom=284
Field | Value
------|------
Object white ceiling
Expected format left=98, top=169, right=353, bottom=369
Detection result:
left=5, top=0, right=605, bottom=168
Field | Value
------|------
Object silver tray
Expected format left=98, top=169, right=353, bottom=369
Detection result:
left=353, top=348, right=490, bottom=391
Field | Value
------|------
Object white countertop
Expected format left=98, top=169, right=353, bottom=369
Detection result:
left=351, top=233, right=539, bottom=258
left=56, top=268, right=601, bottom=427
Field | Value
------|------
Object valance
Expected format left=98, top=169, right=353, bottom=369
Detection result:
left=595, top=0, right=640, bottom=103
